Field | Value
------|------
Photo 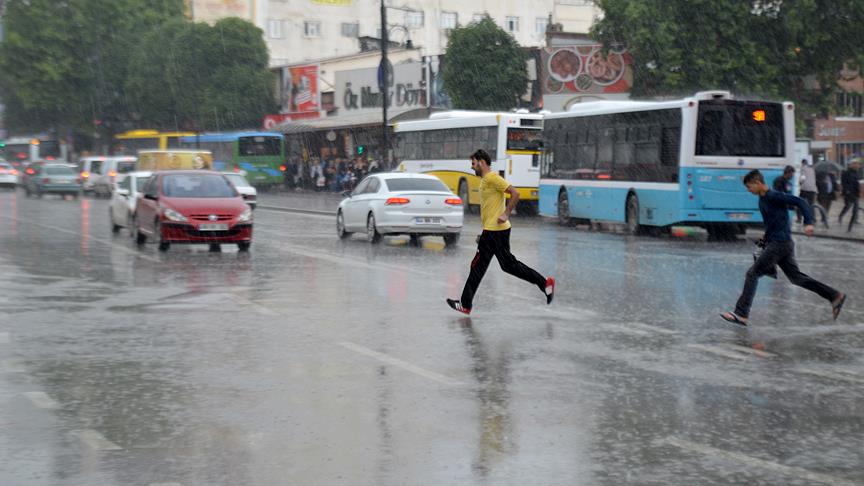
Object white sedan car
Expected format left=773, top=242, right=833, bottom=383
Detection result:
left=337, top=172, right=463, bottom=246
left=109, top=170, right=152, bottom=234
left=223, top=172, right=257, bottom=209
left=0, top=162, right=19, bottom=188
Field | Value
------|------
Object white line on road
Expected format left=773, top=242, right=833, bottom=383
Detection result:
left=795, top=368, right=864, bottom=385
left=686, top=343, right=750, bottom=361
left=74, top=429, right=122, bottom=451
left=23, top=391, right=60, bottom=409
left=719, top=343, right=778, bottom=358
left=0, top=332, right=9, bottom=343
left=338, top=341, right=465, bottom=387
left=658, top=436, right=861, bottom=486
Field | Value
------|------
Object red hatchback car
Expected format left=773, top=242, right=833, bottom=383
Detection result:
left=133, top=171, right=253, bottom=252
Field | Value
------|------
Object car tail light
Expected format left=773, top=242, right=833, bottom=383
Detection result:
left=26, top=168, right=35, bottom=175
left=46, top=156, right=54, bottom=161
left=445, top=198, right=462, bottom=205
left=233, top=165, right=241, bottom=173
left=11, top=169, right=18, bottom=176
left=42, top=177, right=51, bottom=183
left=386, top=197, right=410, bottom=205
left=81, top=171, right=89, bottom=179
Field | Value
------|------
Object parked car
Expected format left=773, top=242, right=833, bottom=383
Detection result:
left=133, top=170, right=252, bottom=252
left=109, top=171, right=152, bottom=234
left=222, top=172, right=257, bottom=210
left=92, top=156, right=137, bottom=198
left=336, top=172, right=463, bottom=246
left=0, top=162, right=20, bottom=189
left=24, top=164, right=82, bottom=198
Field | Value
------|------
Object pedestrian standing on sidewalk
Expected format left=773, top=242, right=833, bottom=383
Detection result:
left=446, top=149, right=555, bottom=315
left=799, top=159, right=817, bottom=207
left=838, top=159, right=861, bottom=232
left=816, top=169, right=838, bottom=221
left=720, top=170, right=846, bottom=327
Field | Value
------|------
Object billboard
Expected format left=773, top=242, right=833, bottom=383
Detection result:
left=335, top=63, right=426, bottom=115
left=280, top=64, right=320, bottom=115
left=541, top=42, right=633, bottom=111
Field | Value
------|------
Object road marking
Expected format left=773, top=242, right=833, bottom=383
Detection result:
left=75, top=429, right=122, bottom=451
left=796, top=368, right=864, bottom=384
left=658, top=436, right=861, bottom=486
left=718, top=343, right=778, bottom=358
left=23, top=391, right=59, bottom=409
left=338, top=341, right=465, bottom=387
left=0, top=332, right=8, bottom=343
left=686, top=343, right=749, bottom=361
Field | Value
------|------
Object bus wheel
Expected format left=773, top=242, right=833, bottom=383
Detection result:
left=557, top=190, right=570, bottom=226
left=625, top=194, right=640, bottom=235
left=458, top=179, right=472, bottom=214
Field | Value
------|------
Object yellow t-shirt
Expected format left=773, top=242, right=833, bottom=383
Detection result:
left=479, top=172, right=512, bottom=231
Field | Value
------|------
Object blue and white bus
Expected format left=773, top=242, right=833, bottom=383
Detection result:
left=539, top=91, right=795, bottom=238
left=179, top=131, right=285, bottom=187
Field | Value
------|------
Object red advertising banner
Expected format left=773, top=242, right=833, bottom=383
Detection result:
left=541, top=43, right=633, bottom=96
left=280, top=64, right=320, bottom=114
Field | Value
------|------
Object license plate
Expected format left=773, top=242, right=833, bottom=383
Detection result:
left=728, top=213, right=752, bottom=220
left=415, top=217, right=441, bottom=224
left=199, top=223, right=228, bottom=231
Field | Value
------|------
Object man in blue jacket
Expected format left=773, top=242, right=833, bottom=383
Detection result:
left=721, top=170, right=846, bottom=326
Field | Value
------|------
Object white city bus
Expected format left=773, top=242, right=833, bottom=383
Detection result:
left=393, top=111, right=544, bottom=214
left=540, top=91, right=795, bottom=238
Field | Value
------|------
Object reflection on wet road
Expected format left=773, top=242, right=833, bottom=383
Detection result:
left=0, top=190, right=862, bottom=485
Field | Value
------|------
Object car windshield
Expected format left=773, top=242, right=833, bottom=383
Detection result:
left=162, top=174, right=236, bottom=198
left=224, top=174, right=251, bottom=187
left=45, top=166, right=76, bottom=176
left=117, top=161, right=136, bottom=173
left=385, top=178, right=450, bottom=192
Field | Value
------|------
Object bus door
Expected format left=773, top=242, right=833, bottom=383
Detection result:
left=504, top=125, right=543, bottom=202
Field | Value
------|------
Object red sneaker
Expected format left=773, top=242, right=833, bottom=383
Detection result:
left=446, top=298, right=471, bottom=315
left=545, top=277, right=555, bottom=305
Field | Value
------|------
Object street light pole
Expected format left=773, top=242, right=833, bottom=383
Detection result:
left=380, top=0, right=389, bottom=169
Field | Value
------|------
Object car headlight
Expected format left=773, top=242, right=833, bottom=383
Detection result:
left=163, top=208, right=187, bottom=222
left=237, top=208, right=253, bottom=223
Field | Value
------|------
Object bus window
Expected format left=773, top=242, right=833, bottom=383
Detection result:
left=239, top=136, right=282, bottom=156
left=506, top=128, right=543, bottom=152
left=696, top=101, right=784, bottom=157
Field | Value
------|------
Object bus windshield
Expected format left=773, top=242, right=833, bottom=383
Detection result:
left=507, top=128, right=543, bottom=152
left=239, top=136, right=281, bottom=156
left=696, top=101, right=784, bottom=157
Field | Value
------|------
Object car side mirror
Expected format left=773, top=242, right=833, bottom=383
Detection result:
left=144, top=193, right=158, bottom=201
left=116, top=188, right=130, bottom=197
left=341, top=190, right=352, bottom=198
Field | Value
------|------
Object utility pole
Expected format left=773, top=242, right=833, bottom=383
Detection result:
left=379, top=0, right=389, bottom=169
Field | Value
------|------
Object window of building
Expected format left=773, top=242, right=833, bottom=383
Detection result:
left=267, top=19, right=283, bottom=39
left=341, top=22, right=359, bottom=38
left=505, top=16, right=519, bottom=33
left=535, top=17, right=548, bottom=35
left=405, top=10, right=424, bottom=28
left=304, top=21, right=321, bottom=38
left=440, top=12, right=457, bottom=29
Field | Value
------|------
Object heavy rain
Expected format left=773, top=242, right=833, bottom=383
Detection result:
left=0, top=1, right=862, bottom=485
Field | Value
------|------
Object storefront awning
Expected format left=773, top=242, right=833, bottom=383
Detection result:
left=274, top=108, right=443, bottom=133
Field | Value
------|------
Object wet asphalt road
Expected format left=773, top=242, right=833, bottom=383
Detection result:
left=0, top=188, right=862, bottom=486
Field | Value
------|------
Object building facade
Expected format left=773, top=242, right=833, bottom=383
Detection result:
left=187, top=0, right=600, bottom=67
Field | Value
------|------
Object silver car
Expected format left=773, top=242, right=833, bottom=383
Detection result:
left=109, top=171, right=152, bottom=234
left=0, top=161, right=19, bottom=189
left=337, top=172, right=463, bottom=246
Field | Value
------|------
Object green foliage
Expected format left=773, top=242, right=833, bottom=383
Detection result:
left=126, top=17, right=275, bottom=130
left=0, top=0, right=186, bottom=135
left=442, top=17, right=528, bottom=111
left=591, top=0, right=864, bottom=124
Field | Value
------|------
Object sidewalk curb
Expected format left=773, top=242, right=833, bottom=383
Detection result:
left=791, top=229, right=864, bottom=243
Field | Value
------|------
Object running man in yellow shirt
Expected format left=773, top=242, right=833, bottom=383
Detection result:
left=447, top=149, right=555, bottom=315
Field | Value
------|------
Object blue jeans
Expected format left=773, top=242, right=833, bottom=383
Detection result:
left=735, top=240, right=839, bottom=318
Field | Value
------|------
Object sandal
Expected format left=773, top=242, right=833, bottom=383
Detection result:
left=833, top=293, right=846, bottom=321
left=720, top=312, right=748, bottom=327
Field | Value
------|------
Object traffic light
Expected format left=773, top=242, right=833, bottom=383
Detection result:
left=356, top=145, right=365, bottom=156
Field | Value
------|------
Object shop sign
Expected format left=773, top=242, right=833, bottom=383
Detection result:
left=336, top=63, right=426, bottom=113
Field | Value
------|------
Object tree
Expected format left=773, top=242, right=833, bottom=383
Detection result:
left=591, top=0, right=864, bottom=124
left=442, top=17, right=528, bottom=111
left=0, top=0, right=185, bottom=139
left=126, top=17, right=275, bottom=130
